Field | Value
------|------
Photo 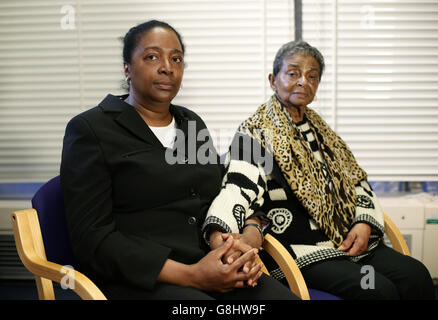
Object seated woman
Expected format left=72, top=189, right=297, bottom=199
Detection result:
left=203, top=40, right=435, bottom=300
left=60, top=20, right=298, bottom=300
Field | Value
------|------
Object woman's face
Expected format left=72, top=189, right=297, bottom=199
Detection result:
left=125, top=27, right=184, bottom=106
left=269, top=54, right=320, bottom=109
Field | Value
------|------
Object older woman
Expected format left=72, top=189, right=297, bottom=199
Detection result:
left=203, top=40, right=435, bottom=300
left=60, top=20, right=298, bottom=300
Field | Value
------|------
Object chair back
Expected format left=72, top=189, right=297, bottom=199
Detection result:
left=31, top=175, right=77, bottom=267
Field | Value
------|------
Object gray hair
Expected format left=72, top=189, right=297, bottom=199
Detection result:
left=272, top=40, right=325, bottom=80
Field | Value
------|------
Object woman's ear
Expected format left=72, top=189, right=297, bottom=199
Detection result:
left=268, top=73, right=277, bottom=92
left=123, top=62, right=131, bottom=82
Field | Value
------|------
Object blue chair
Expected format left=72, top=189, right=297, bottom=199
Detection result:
left=31, top=176, right=77, bottom=268
left=308, top=288, right=342, bottom=300
left=10, top=176, right=106, bottom=300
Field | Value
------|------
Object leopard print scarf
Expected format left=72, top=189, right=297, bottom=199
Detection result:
left=238, top=95, right=367, bottom=246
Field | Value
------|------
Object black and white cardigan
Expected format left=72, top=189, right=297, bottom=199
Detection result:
left=202, top=121, right=385, bottom=282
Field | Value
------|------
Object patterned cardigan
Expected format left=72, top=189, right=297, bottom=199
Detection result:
left=202, top=122, right=386, bottom=282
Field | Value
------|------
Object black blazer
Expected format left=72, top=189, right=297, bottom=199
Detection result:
left=60, top=94, right=223, bottom=290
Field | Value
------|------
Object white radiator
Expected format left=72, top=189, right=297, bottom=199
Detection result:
left=379, top=194, right=438, bottom=279
left=379, top=196, right=425, bottom=262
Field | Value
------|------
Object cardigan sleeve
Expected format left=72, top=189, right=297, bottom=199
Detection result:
left=61, top=115, right=172, bottom=290
left=351, top=179, right=385, bottom=237
left=202, top=132, right=269, bottom=242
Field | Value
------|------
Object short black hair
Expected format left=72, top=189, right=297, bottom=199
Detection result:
left=122, top=20, right=185, bottom=64
left=272, top=40, right=325, bottom=80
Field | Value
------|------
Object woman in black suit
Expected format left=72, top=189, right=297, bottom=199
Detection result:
left=60, top=20, right=298, bottom=300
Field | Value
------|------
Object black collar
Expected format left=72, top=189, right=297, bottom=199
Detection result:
left=98, top=94, right=189, bottom=146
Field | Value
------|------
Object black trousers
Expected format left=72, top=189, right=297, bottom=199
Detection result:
left=99, top=273, right=299, bottom=300
left=301, top=242, right=435, bottom=300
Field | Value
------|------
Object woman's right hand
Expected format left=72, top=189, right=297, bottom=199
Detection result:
left=191, top=236, right=262, bottom=292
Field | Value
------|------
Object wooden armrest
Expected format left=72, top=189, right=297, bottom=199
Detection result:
left=11, top=209, right=106, bottom=300
left=255, top=255, right=270, bottom=275
left=383, top=213, right=410, bottom=256
left=262, top=234, right=310, bottom=300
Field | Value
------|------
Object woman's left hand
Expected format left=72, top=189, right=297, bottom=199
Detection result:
left=338, top=223, right=372, bottom=256
left=220, top=233, right=254, bottom=264
left=209, top=231, right=262, bottom=287
left=220, top=233, right=263, bottom=287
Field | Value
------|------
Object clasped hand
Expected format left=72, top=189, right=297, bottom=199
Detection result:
left=205, top=231, right=263, bottom=291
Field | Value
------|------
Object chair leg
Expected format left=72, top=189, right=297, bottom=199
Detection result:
left=35, top=276, right=55, bottom=300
